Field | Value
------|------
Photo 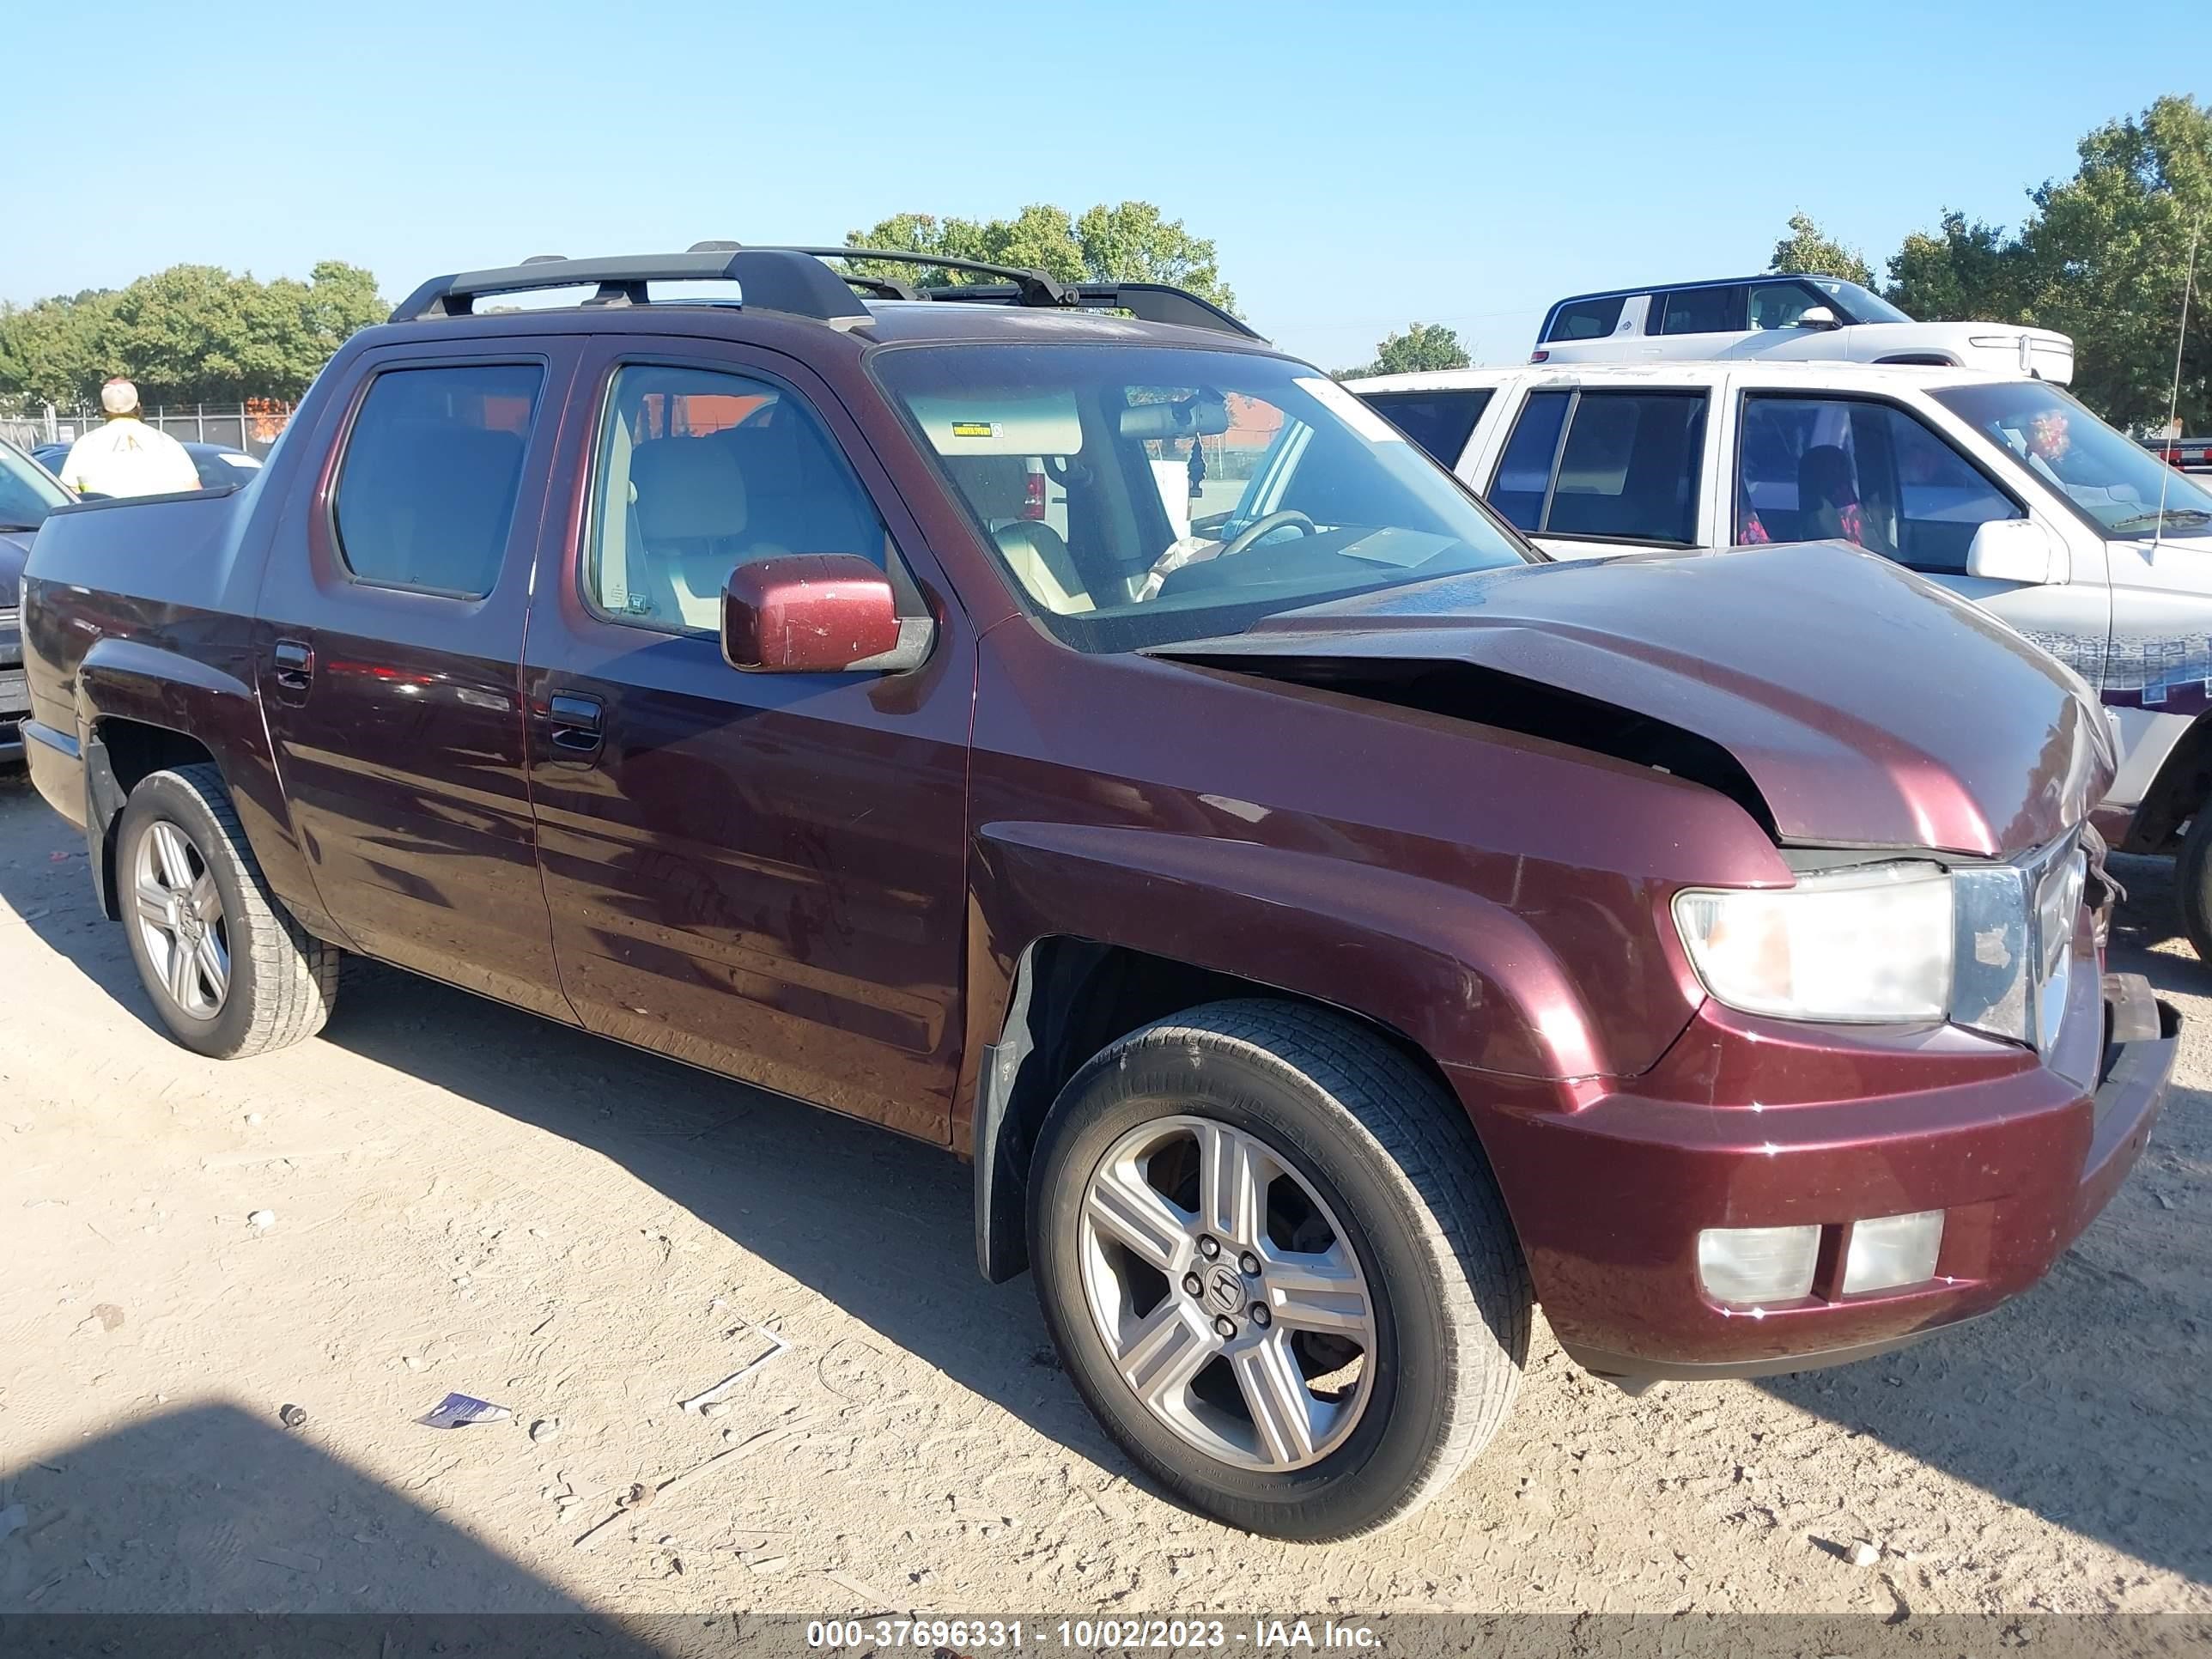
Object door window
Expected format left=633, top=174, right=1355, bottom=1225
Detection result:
left=1355, top=387, right=1494, bottom=465
left=1490, top=391, right=1571, bottom=532
left=584, top=363, right=889, bottom=633
left=1487, top=390, right=1705, bottom=544
left=1545, top=295, right=1627, bottom=342
left=331, top=363, right=544, bottom=597
left=1656, top=286, right=1744, bottom=336
left=1735, top=395, right=2021, bottom=573
left=1747, top=282, right=1824, bottom=331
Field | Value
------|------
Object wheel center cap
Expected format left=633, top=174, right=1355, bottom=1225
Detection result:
left=1203, top=1263, right=1244, bottom=1316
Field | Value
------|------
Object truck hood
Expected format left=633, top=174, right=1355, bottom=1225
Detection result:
left=1150, top=543, right=2110, bottom=858
left=0, top=529, right=27, bottom=609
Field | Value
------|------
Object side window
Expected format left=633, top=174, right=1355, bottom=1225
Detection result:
left=331, top=363, right=543, bottom=597
left=1489, top=391, right=1571, bottom=531
left=585, top=363, right=888, bottom=633
left=1546, top=392, right=1706, bottom=543
left=1545, top=296, right=1626, bottom=343
left=1491, top=391, right=1706, bottom=544
left=1735, top=396, right=2021, bottom=573
left=1747, top=282, right=1823, bottom=331
left=1356, top=388, right=1494, bottom=465
left=1656, top=286, right=1744, bottom=336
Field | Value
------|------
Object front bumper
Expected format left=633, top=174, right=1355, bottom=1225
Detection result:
left=1452, top=967, right=2176, bottom=1382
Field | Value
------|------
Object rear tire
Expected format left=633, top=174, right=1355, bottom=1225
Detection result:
left=116, top=763, right=340, bottom=1058
left=2179, top=806, right=2212, bottom=964
left=1027, top=1000, right=1529, bottom=1539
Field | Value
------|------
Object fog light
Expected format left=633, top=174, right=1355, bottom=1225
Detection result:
left=1697, top=1224, right=1820, bottom=1305
left=1842, top=1210, right=1944, bottom=1294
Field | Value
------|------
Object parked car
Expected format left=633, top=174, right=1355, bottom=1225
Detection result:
left=1349, top=360, right=2212, bottom=956
left=1533, top=275, right=2075, bottom=383
left=18, top=247, right=2175, bottom=1539
left=32, top=438, right=263, bottom=494
left=0, top=438, right=73, bottom=762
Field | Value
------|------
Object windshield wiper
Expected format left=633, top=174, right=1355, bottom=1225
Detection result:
left=2109, top=507, right=2212, bottom=532
left=0, top=521, right=43, bottom=533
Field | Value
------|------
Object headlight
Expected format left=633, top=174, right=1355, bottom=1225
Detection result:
left=1673, top=862, right=1954, bottom=1023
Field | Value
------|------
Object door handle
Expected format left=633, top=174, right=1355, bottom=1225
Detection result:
left=271, top=639, right=314, bottom=702
left=545, top=692, right=605, bottom=756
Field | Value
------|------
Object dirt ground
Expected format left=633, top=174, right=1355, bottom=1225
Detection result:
left=0, top=763, right=2206, bottom=1619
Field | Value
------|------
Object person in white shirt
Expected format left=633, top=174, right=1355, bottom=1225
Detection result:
left=59, top=379, right=204, bottom=499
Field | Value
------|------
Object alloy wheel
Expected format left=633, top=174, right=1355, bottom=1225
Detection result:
left=132, top=820, right=230, bottom=1019
left=1076, top=1114, right=1377, bottom=1472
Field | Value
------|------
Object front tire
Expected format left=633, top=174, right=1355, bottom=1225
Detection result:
left=2179, top=806, right=2212, bottom=965
left=1027, top=1000, right=1529, bottom=1539
left=117, top=763, right=339, bottom=1058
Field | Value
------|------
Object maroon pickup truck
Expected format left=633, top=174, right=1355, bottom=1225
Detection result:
left=16, top=246, right=2178, bottom=1539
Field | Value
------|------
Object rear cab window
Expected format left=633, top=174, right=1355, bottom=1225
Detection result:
left=332, top=363, right=544, bottom=597
left=1354, top=387, right=1494, bottom=466
left=1487, top=388, right=1708, bottom=545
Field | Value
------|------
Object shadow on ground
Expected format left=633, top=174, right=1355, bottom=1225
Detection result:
left=0, top=1401, right=579, bottom=1613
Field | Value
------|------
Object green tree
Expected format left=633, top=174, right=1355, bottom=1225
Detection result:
left=0, top=262, right=386, bottom=408
left=1886, top=210, right=2025, bottom=321
left=1334, top=321, right=1471, bottom=380
left=1881, top=94, right=2210, bottom=429
left=844, top=202, right=1236, bottom=311
left=1770, top=212, right=1875, bottom=285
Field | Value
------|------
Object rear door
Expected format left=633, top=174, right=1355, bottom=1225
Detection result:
left=520, top=336, right=974, bottom=1140
left=253, top=339, right=580, bottom=1019
left=1480, top=383, right=1714, bottom=559
left=1642, top=284, right=1747, bottom=362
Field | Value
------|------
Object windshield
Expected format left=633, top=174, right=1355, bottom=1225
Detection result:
left=872, top=344, right=1532, bottom=652
left=0, top=441, right=70, bottom=532
left=1804, top=280, right=1913, bottom=325
left=1933, top=381, right=2212, bottom=537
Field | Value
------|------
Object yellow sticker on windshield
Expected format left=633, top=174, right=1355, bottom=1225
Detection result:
left=950, top=421, right=1000, bottom=440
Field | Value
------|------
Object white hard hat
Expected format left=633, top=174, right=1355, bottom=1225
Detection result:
left=100, top=379, right=141, bottom=416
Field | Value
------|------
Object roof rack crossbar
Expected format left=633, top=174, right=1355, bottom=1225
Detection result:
left=389, top=249, right=871, bottom=325
left=900, top=280, right=1258, bottom=339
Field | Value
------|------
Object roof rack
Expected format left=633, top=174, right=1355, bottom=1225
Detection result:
left=388, top=248, right=872, bottom=325
left=389, top=243, right=1259, bottom=339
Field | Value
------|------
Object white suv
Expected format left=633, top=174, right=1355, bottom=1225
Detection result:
left=1534, top=276, right=2075, bottom=384
left=1347, top=360, right=2212, bottom=953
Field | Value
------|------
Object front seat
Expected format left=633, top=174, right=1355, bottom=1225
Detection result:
left=629, top=436, right=755, bottom=629
left=991, top=521, right=1092, bottom=615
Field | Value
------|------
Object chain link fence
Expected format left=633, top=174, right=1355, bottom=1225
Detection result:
left=1, top=401, right=295, bottom=460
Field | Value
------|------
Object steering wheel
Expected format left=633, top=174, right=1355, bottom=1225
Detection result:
left=1216, top=509, right=1316, bottom=560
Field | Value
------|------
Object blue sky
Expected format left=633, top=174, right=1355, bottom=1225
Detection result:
left=6, top=0, right=2203, bottom=368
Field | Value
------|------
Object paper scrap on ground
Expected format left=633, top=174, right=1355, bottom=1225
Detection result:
left=416, top=1392, right=512, bottom=1430
left=678, top=1324, right=791, bottom=1413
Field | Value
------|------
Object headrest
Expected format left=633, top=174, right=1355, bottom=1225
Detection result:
left=632, top=437, right=747, bottom=540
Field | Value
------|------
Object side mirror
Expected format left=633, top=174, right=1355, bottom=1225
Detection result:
left=1966, top=519, right=2063, bottom=586
left=1795, top=306, right=1840, bottom=330
left=721, top=553, right=933, bottom=673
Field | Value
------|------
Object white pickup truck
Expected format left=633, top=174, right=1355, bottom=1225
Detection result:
left=1348, top=359, right=2212, bottom=955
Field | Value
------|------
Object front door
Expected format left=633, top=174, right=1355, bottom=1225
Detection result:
left=254, top=342, right=579, bottom=1019
left=520, top=340, right=973, bottom=1139
left=1727, top=389, right=2108, bottom=682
